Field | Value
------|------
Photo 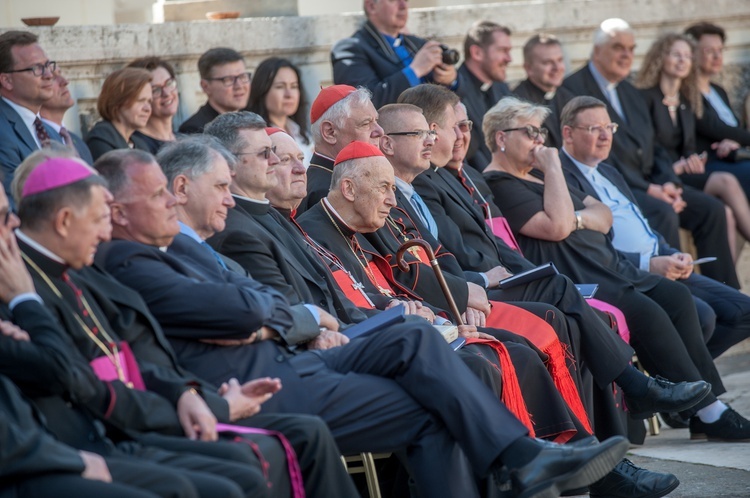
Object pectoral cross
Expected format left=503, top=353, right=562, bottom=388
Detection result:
left=352, top=281, right=365, bottom=291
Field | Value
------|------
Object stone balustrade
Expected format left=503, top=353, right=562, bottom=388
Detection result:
left=11, top=0, right=750, bottom=135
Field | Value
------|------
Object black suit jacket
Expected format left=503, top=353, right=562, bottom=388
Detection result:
left=19, top=240, right=190, bottom=439
left=0, top=297, right=159, bottom=453
left=560, top=153, right=677, bottom=275
left=563, top=64, right=679, bottom=192
left=178, top=102, right=221, bottom=134
left=512, top=79, right=575, bottom=149
left=412, top=166, right=534, bottom=274
left=695, top=82, right=750, bottom=152
left=0, top=374, right=86, bottom=483
left=299, top=152, right=334, bottom=214
left=97, top=235, right=316, bottom=413
left=331, top=20, right=429, bottom=108
left=76, top=263, right=233, bottom=422
left=639, top=86, right=697, bottom=162
left=84, top=120, right=151, bottom=162
left=207, top=196, right=368, bottom=327
left=456, top=64, right=512, bottom=171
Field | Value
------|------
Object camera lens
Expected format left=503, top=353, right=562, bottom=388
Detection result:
left=440, top=45, right=460, bottom=65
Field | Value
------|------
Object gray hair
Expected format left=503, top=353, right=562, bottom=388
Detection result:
left=330, top=157, right=374, bottom=192
left=593, top=18, right=632, bottom=47
left=204, top=111, right=267, bottom=155
left=560, top=96, right=608, bottom=128
left=95, top=149, right=157, bottom=198
left=482, top=96, right=550, bottom=153
left=311, top=87, right=373, bottom=146
left=157, top=135, right=237, bottom=188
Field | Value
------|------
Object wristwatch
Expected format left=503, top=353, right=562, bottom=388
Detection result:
left=574, top=211, right=584, bottom=230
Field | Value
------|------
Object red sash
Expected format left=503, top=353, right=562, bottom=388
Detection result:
left=331, top=269, right=374, bottom=309
left=464, top=337, right=535, bottom=437
left=485, top=301, right=592, bottom=440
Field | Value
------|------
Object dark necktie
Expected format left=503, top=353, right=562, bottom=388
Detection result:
left=456, top=168, right=490, bottom=219
left=33, top=117, right=51, bottom=148
left=201, top=240, right=228, bottom=270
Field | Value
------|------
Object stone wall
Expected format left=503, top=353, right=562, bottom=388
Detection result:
left=12, top=0, right=750, bottom=135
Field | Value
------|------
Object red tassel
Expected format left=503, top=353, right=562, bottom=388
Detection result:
left=466, top=338, right=535, bottom=437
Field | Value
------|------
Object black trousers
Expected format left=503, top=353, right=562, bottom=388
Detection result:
left=684, top=272, right=750, bottom=358
left=489, top=273, right=634, bottom=388
left=1, top=471, right=163, bottom=498
left=634, top=187, right=739, bottom=289
left=598, top=278, right=725, bottom=416
left=232, top=413, right=359, bottom=498
left=117, top=438, right=268, bottom=498
left=286, top=320, right=529, bottom=498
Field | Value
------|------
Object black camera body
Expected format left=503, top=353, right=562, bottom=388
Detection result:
left=440, top=44, right=460, bottom=65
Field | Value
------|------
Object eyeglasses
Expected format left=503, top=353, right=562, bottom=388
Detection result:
left=205, top=72, right=252, bottom=87
left=502, top=125, right=548, bottom=141
left=572, top=123, right=619, bottom=135
left=457, top=120, right=473, bottom=132
left=701, top=47, right=724, bottom=57
left=387, top=130, right=437, bottom=140
left=5, top=60, right=56, bottom=77
left=152, top=78, right=177, bottom=98
left=235, top=145, right=277, bottom=160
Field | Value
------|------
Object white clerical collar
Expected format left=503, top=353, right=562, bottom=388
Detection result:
left=232, top=193, right=269, bottom=204
left=15, top=229, right=66, bottom=264
left=480, top=81, right=493, bottom=92
left=321, top=198, right=357, bottom=232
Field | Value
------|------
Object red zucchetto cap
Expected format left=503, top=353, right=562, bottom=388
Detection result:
left=23, top=158, right=94, bottom=198
left=265, top=127, right=287, bottom=136
left=333, top=141, right=384, bottom=166
left=310, top=84, right=356, bottom=124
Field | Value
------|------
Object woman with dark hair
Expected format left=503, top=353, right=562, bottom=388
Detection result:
left=85, top=68, right=152, bottom=161
left=636, top=33, right=750, bottom=261
left=246, top=57, right=313, bottom=163
left=127, top=56, right=181, bottom=154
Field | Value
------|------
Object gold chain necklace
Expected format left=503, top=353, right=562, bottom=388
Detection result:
left=22, top=252, right=130, bottom=386
left=321, top=202, right=394, bottom=297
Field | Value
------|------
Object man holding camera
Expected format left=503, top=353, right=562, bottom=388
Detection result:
left=456, top=21, right=514, bottom=171
left=331, top=0, right=458, bottom=108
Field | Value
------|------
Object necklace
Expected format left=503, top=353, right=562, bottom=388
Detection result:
left=298, top=225, right=376, bottom=307
left=662, top=94, right=680, bottom=112
left=321, top=201, right=394, bottom=297
left=22, top=253, right=131, bottom=387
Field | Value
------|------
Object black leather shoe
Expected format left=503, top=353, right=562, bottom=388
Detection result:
left=589, top=458, right=679, bottom=498
left=495, top=436, right=629, bottom=498
left=689, top=406, right=750, bottom=442
left=624, top=376, right=711, bottom=419
left=659, top=411, right=689, bottom=429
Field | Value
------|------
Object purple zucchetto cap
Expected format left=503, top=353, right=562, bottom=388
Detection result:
left=22, top=158, right=95, bottom=198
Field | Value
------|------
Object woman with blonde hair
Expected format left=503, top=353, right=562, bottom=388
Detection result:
left=637, top=33, right=750, bottom=261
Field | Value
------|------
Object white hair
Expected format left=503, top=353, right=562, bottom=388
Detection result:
left=311, top=87, right=373, bottom=146
left=593, top=18, right=632, bottom=47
